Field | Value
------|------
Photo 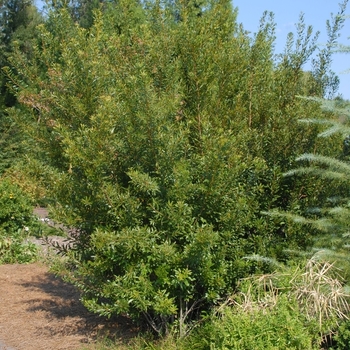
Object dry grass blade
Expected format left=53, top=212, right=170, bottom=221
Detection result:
left=226, top=272, right=284, bottom=314
left=226, top=256, right=350, bottom=336
left=291, top=258, right=350, bottom=330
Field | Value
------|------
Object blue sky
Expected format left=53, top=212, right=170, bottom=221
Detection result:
left=34, top=0, right=349, bottom=99
left=233, top=0, right=350, bottom=99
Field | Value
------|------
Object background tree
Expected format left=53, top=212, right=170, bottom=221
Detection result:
left=0, top=0, right=42, bottom=174
left=267, top=5, right=350, bottom=277
left=0, top=0, right=42, bottom=105
left=46, top=0, right=125, bottom=28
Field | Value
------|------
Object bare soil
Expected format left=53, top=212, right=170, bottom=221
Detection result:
left=0, top=262, right=139, bottom=350
left=0, top=227, right=139, bottom=350
left=0, top=208, right=139, bottom=350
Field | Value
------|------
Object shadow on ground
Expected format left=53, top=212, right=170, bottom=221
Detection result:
left=19, top=269, right=139, bottom=344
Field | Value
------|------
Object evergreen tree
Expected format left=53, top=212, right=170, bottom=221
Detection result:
left=0, top=0, right=42, bottom=106
left=0, top=0, right=42, bottom=173
left=267, top=2, right=350, bottom=275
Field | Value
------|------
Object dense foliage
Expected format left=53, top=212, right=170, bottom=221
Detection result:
left=267, top=35, right=350, bottom=285
left=0, top=1, right=43, bottom=263
left=0, top=0, right=42, bottom=173
left=0, top=179, right=38, bottom=263
left=1, top=0, right=348, bottom=340
left=188, top=296, right=319, bottom=350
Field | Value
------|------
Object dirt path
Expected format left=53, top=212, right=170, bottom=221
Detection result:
left=0, top=263, right=137, bottom=350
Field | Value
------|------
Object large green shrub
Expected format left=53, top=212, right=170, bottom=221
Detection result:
left=4, top=0, right=342, bottom=333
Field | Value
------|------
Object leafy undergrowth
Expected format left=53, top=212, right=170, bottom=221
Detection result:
left=0, top=179, right=38, bottom=264
left=79, top=257, right=350, bottom=350
left=0, top=179, right=64, bottom=264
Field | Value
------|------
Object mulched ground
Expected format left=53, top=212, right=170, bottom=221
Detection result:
left=0, top=263, right=138, bottom=350
left=0, top=207, right=138, bottom=350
